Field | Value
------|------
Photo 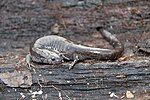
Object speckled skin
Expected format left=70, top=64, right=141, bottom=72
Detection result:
left=29, top=29, right=124, bottom=65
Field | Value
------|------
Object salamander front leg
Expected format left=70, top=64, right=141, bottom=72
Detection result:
left=26, top=54, right=32, bottom=70
left=25, top=54, right=36, bottom=72
left=69, top=54, right=79, bottom=70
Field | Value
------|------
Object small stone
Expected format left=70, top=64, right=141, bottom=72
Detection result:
left=51, top=23, right=60, bottom=34
left=67, top=80, right=71, bottom=83
left=109, top=92, right=119, bottom=98
left=116, top=74, right=126, bottom=78
left=126, top=91, right=134, bottom=98
left=49, top=71, right=52, bottom=74
left=20, top=93, right=25, bottom=99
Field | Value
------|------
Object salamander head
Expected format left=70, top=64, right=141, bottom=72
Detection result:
left=31, top=48, right=63, bottom=64
left=43, top=50, right=62, bottom=64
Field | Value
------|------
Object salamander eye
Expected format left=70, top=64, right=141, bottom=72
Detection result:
left=51, top=57, right=55, bottom=61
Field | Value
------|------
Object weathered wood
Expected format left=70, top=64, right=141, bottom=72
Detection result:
left=0, top=0, right=150, bottom=99
left=0, top=59, right=150, bottom=99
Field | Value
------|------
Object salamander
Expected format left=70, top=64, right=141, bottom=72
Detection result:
left=27, top=27, right=124, bottom=69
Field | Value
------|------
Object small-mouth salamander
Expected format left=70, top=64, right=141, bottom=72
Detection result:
left=27, top=27, right=124, bottom=69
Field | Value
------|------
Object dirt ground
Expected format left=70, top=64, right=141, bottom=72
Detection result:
left=0, top=0, right=150, bottom=99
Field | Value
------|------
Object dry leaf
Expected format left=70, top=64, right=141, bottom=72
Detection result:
left=0, top=70, right=32, bottom=88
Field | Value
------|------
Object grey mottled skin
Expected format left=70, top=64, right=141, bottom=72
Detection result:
left=29, top=28, right=124, bottom=69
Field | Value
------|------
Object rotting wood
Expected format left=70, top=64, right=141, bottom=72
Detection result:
left=0, top=58, right=150, bottom=99
left=0, top=0, right=150, bottom=99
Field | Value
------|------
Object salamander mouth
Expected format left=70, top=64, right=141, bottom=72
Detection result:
left=47, top=59, right=63, bottom=65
